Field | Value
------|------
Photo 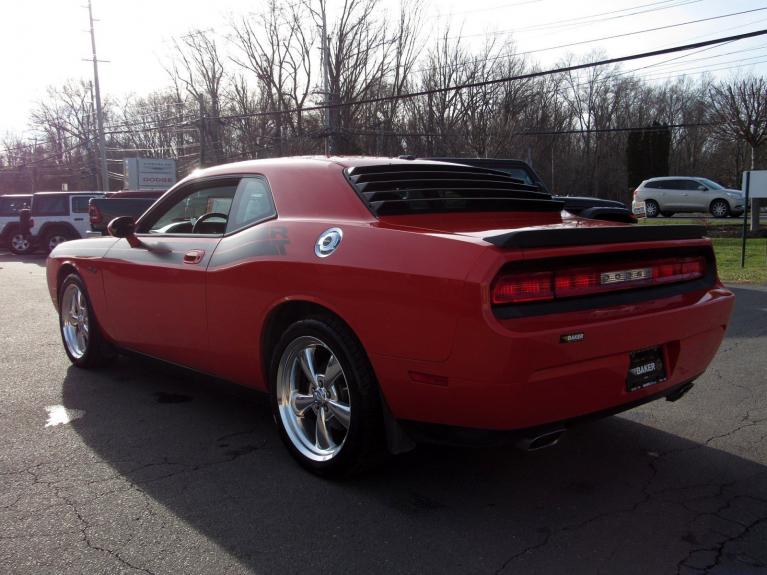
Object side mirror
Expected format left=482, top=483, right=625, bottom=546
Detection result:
left=697, top=185, right=707, bottom=191
left=108, top=216, right=142, bottom=248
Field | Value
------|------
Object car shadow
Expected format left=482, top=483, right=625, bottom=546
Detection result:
left=0, top=252, right=47, bottom=267
left=61, top=351, right=767, bottom=574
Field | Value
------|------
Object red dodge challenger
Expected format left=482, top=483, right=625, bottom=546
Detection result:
left=46, top=158, right=734, bottom=475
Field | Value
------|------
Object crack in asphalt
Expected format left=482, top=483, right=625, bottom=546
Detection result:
left=494, top=419, right=767, bottom=575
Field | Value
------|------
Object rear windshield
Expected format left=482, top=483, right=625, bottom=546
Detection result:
left=346, top=163, right=562, bottom=216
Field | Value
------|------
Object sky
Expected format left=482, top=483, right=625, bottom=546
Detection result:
left=1, top=0, right=766, bottom=139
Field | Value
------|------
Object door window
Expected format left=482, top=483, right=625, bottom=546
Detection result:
left=143, top=181, right=238, bottom=235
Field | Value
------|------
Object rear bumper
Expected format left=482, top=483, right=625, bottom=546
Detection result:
left=374, top=285, right=734, bottom=431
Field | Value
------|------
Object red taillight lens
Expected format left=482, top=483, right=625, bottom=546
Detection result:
left=89, top=203, right=102, bottom=224
left=653, top=256, right=706, bottom=284
left=493, top=256, right=707, bottom=304
left=492, top=271, right=554, bottom=304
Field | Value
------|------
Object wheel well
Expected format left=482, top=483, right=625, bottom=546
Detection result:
left=57, top=264, right=78, bottom=298
left=709, top=198, right=728, bottom=208
left=260, top=301, right=360, bottom=385
left=39, top=223, right=79, bottom=240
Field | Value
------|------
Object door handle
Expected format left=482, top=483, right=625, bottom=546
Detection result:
left=74, top=217, right=84, bottom=221
left=183, top=249, right=205, bottom=264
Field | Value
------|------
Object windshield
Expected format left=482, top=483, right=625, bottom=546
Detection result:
left=698, top=178, right=724, bottom=190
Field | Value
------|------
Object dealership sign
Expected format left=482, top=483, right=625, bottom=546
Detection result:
left=124, top=158, right=177, bottom=190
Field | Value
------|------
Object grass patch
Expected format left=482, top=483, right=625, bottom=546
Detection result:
left=712, top=238, right=767, bottom=283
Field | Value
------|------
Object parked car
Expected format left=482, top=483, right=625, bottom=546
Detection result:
left=0, top=194, right=32, bottom=251
left=88, top=190, right=165, bottom=236
left=633, top=176, right=745, bottom=218
left=46, top=158, right=734, bottom=475
left=425, top=157, right=635, bottom=223
left=10, top=191, right=105, bottom=254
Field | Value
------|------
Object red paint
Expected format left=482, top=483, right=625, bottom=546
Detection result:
left=46, top=157, right=734, bottom=433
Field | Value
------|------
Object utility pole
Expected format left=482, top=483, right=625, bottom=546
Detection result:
left=86, top=0, right=109, bottom=191
left=321, top=5, right=333, bottom=156
left=198, top=95, right=207, bottom=167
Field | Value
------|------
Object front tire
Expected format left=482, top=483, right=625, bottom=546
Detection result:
left=59, top=273, right=115, bottom=368
left=269, top=315, right=384, bottom=476
left=645, top=199, right=660, bottom=218
left=710, top=199, right=730, bottom=218
left=9, top=233, right=35, bottom=255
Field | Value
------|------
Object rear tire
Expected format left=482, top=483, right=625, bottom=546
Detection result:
left=59, top=273, right=116, bottom=368
left=9, top=233, right=35, bottom=255
left=645, top=200, right=660, bottom=218
left=269, top=315, right=384, bottom=477
left=45, top=230, right=74, bottom=253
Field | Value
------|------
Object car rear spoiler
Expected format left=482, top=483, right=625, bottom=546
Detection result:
left=483, top=224, right=708, bottom=249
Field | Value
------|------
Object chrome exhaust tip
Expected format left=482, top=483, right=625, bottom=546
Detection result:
left=516, top=428, right=566, bottom=451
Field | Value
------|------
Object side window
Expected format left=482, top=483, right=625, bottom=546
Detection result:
left=687, top=180, right=706, bottom=190
left=665, top=180, right=685, bottom=190
left=71, top=196, right=91, bottom=213
left=33, top=196, right=68, bottom=216
left=226, top=177, right=277, bottom=233
left=644, top=181, right=660, bottom=189
left=145, top=181, right=238, bottom=235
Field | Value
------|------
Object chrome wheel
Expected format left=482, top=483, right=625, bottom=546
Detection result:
left=645, top=200, right=659, bottom=218
left=711, top=200, right=729, bottom=218
left=10, top=234, right=31, bottom=253
left=276, top=336, right=352, bottom=462
left=61, top=283, right=90, bottom=359
left=47, top=234, right=69, bottom=252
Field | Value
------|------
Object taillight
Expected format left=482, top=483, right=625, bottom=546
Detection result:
left=492, top=256, right=706, bottom=304
left=632, top=189, right=638, bottom=200
left=89, top=203, right=102, bottom=224
left=492, top=271, right=554, bottom=304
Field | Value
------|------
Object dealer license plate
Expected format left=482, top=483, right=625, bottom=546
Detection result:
left=626, top=347, right=667, bottom=392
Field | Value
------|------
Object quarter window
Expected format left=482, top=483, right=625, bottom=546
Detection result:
left=71, top=196, right=92, bottom=213
left=226, top=177, right=276, bottom=233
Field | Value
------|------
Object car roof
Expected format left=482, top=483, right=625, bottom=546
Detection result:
left=32, top=191, right=105, bottom=196
left=644, top=176, right=703, bottom=181
left=191, top=156, right=483, bottom=179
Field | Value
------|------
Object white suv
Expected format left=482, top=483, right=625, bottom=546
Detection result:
left=633, top=177, right=744, bottom=218
left=10, top=191, right=105, bottom=254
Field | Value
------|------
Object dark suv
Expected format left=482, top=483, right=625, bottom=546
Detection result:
left=423, top=157, right=633, bottom=222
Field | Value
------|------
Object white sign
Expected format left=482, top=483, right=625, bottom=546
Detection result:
left=742, top=170, right=767, bottom=198
left=124, top=158, right=176, bottom=190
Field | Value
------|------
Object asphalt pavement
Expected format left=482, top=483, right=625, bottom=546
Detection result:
left=0, top=252, right=765, bottom=574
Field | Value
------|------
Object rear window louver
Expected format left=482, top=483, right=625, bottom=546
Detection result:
left=346, top=164, right=565, bottom=216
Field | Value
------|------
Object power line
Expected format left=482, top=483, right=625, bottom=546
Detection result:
left=209, top=28, right=767, bottom=122
left=451, top=0, right=703, bottom=39
left=415, top=6, right=767, bottom=75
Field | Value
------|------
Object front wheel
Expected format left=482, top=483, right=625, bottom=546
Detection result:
left=710, top=199, right=730, bottom=218
left=9, top=233, right=35, bottom=255
left=59, top=274, right=115, bottom=368
left=270, top=315, right=384, bottom=476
